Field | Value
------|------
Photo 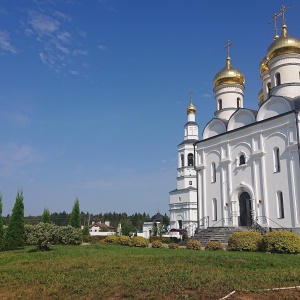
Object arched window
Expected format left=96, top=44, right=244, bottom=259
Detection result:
left=273, top=147, right=280, bottom=172
left=212, top=198, right=217, bottom=221
left=211, top=162, right=216, bottom=183
left=239, top=154, right=246, bottom=165
left=267, top=82, right=271, bottom=95
left=218, top=99, right=222, bottom=110
left=188, top=153, right=194, bottom=166
left=275, top=72, right=281, bottom=86
left=277, top=191, right=284, bottom=219
left=180, top=154, right=184, bottom=167
left=237, top=97, right=241, bottom=108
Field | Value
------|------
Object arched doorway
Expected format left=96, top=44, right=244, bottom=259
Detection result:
left=239, top=192, right=252, bottom=226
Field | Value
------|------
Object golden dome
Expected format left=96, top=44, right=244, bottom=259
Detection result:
left=186, top=99, right=196, bottom=114
left=259, top=56, right=269, bottom=74
left=258, top=88, right=264, bottom=102
left=213, top=57, right=245, bottom=88
left=267, top=25, right=300, bottom=60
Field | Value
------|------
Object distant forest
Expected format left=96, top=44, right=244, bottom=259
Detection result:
left=2, top=211, right=170, bottom=232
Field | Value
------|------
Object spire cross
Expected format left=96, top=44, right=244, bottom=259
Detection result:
left=268, top=12, right=280, bottom=37
left=280, top=5, right=289, bottom=25
left=189, top=90, right=193, bottom=102
left=224, top=40, right=233, bottom=58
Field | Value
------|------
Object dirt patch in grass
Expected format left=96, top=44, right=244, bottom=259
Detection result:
left=228, top=288, right=300, bottom=300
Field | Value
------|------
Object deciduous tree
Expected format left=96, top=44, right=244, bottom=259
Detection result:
left=42, top=208, right=51, bottom=223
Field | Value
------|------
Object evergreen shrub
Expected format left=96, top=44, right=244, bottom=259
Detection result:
left=186, top=239, right=201, bottom=250
left=130, top=236, right=149, bottom=248
left=227, top=231, right=262, bottom=252
left=152, top=240, right=163, bottom=248
left=260, top=231, right=300, bottom=254
left=168, top=243, right=179, bottom=249
left=205, top=241, right=224, bottom=251
left=161, top=237, right=171, bottom=244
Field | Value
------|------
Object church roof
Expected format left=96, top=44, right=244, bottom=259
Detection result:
left=151, top=212, right=164, bottom=222
left=178, top=139, right=199, bottom=146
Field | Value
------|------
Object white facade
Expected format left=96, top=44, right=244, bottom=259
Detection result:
left=169, top=97, right=198, bottom=237
left=170, top=12, right=300, bottom=234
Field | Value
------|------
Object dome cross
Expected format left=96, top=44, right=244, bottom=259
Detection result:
left=268, top=12, right=280, bottom=39
left=224, top=40, right=233, bottom=58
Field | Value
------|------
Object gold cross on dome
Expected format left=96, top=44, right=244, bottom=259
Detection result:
left=224, top=40, right=233, bottom=58
left=189, top=90, right=193, bottom=101
left=268, top=12, right=280, bottom=37
left=280, top=5, right=289, bottom=25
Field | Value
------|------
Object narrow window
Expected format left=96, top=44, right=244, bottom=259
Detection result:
left=277, top=191, right=284, bottom=219
left=180, top=154, right=184, bottom=167
left=212, top=198, right=217, bottom=221
left=239, top=154, right=246, bottom=165
left=275, top=73, right=281, bottom=86
left=178, top=220, right=183, bottom=229
left=274, top=147, right=280, bottom=172
left=189, top=181, right=192, bottom=185
left=237, top=97, right=241, bottom=108
left=188, top=153, right=194, bottom=166
left=218, top=99, right=222, bottom=110
left=267, top=82, right=271, bottom=95
left=211, top=162, right=216, bottom=183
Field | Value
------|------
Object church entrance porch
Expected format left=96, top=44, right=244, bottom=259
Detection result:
left=239, top=191, right=252, bottom=226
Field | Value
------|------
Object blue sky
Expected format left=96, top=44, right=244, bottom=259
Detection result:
left=0, top=0, right=298, bottom=217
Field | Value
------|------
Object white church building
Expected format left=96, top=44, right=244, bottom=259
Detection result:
left=170, top=7, right=300, bottom=236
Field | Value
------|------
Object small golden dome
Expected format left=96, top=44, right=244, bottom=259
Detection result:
left=213, top=57, right=245, bottom=88
left=267, top=25, right=300, bottom=60
left=259, top=56, right=269, bottom=74
left=186, top=100, right=196, bottom=114
left=258, top=88, right=264, bottom=103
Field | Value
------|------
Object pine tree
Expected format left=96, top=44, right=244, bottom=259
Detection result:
left=69, top=198, right=81, bottom=228
left=42, top=208, right=51, bottom=223
left=3, top=191, right=25, bottom=250
left=0, top=195, right=3, bottom=249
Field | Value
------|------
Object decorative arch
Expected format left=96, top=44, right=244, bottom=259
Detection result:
left=203, top=118, right=226, bottom=139
left=227, top=109, right=256, bottom=131
left=256, top=96, right=293, bottom=121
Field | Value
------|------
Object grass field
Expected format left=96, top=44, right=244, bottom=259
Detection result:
left=0, top=244, right=299, bottom=299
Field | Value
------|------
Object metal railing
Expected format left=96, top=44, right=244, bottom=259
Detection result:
left=249, top=218, right=267, bottom=234
left=255, top=216, right=290, bottom=232
left=211, top=218, right=233, bottom=228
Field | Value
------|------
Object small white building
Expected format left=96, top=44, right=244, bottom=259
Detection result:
left=89, top=220, right=115, bottom=236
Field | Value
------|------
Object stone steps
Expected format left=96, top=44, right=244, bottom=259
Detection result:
left=181, top=226, right=250, bottom=247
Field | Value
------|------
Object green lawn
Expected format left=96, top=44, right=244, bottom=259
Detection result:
left=0, top=244, right=299, bottom=299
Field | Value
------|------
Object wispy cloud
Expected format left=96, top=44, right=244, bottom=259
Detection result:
left=0, top=143, right=39, bottom=177
left=25, top=8, right=87, bottom=74
left=98, top=44, right=108, bottom=51
left=0, top=30, right=18, bottom=54
left=201, top=93, right=211, bottom=98
left=3, top=111, right=30, bottom=128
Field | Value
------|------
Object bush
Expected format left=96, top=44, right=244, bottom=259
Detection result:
left=205, top=241, right=224, bottom=251
left=54, top=226, right=81, bottom=245
left=150, top=236, right=161, bottom=243
left=152, top=240, right=163, bottom=248
left=130, top=236, right=149, bottom=248
left=104, top=235, right=119, bottom=244
left=186, top=239, right=201, bottom=250
left=260, top=231, right=300, bottom=254
left=118, top=235, right=131, bottom=246
left=161, top=237, right=171, bottom=244
left=168, top=243, right=179, bottom=249
left=227, top=231, right=262, bottom=252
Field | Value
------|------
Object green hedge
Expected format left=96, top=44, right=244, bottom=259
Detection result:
left=205, top=241, right=224, bottom=251
left=152, top=240, right=163, bottom=248
left=227, top=231, right=262, bottom=252
left=186, top=239, right=201, bottom=250
left=260, top=231, right=300, bottom=254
